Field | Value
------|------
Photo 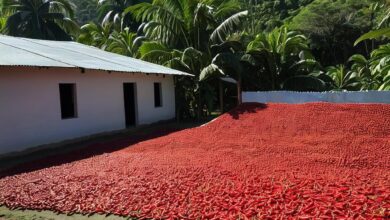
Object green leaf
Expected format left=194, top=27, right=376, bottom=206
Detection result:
left=354, top=28, right=390, bottom=46
left=348, top=54, right=368, bottom=64
left=199, top=64, right=225, bottom=81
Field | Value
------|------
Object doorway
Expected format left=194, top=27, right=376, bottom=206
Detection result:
left=123, top=83, right=137, bottom=127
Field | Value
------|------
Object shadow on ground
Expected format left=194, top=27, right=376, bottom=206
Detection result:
left=0, top=122, right=203, bottom=178
left=228, top=103, right=267, bottom=119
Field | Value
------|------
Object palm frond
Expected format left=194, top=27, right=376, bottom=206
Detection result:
left=210, top=10, right=247, bottom=44
left=199, top=64, right=224, bottom=81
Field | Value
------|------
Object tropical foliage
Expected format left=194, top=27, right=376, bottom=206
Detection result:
left=1, top=0, right=79, bottom=40
left=1, top=0, right=390, bottom=119
left=98, top=0, right=148, bottom=31
left=355, top=7, right=390, bottom=44
left=72, top=0, right=99, bottom=24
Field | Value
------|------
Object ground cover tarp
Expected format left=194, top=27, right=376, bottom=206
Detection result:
left=243, top=91, right=390, bottom=104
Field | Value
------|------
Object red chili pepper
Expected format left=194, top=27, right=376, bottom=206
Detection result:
left=0, top=103, right=389, bottom=219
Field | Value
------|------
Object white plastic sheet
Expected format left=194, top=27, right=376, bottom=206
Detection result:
left=242, top=91, right=390, bottom=104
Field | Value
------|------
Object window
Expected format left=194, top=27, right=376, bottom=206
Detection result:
left=59, top=84, right=77, bottom=119
left=154, top=82, right=162, bottom=107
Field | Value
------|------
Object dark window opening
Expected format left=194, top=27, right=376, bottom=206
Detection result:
left=59, top=84, right=77, bottom=119
left=154, top=82, right=162, bottom=107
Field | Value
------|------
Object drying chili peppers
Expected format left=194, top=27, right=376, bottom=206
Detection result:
left=0, top=103, right=389, bottom=219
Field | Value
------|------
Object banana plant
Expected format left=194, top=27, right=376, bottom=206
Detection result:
left=244, top=26, right=331, bottom=91
left=201, top=27, right=332, bottom=103
left=200, top=41, right=245, bottom=104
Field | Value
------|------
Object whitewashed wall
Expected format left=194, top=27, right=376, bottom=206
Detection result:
left=0, top=67, right=176, bottom=154
left=243, top=91, right=390, bottom=104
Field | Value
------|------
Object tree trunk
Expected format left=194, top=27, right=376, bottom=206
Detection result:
left=197, top=88, right=202, bottom=120
left=237, top=75, right=242, bottom=105
left=219, top=80, right=224, bottom=113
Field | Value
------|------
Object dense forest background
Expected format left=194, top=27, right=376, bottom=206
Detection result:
left=1, top=0, right=390, bottom=118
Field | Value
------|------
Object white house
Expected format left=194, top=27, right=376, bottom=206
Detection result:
left=0, top=35, right=191, bottom=155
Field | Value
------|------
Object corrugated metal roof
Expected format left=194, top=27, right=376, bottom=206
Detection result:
left=0, top=35, right=192, bottom=76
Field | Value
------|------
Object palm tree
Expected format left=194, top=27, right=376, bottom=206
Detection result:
left=78, top=22, right=144, bottom=58
left=2, top=0, right=78, bottom=40
left=106, top=27, right=144, bottom=57
left=125, top=0, right=243, bottom=118
left=98, top=0, right=148, bottom=31
left=126, top=0, right=242, bottom=50
left=78, top=22, right=112, bottom=48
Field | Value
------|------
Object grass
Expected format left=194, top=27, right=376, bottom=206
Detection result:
left=0, top=206, right=130, bottom=220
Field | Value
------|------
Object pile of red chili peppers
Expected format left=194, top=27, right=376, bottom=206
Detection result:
left=0, top=103, right=389, bottom=219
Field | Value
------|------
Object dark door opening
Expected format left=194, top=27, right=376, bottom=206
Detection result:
left=123, top=83, right=136, bottom=127
left=59, top=83, right=77, bottom=119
